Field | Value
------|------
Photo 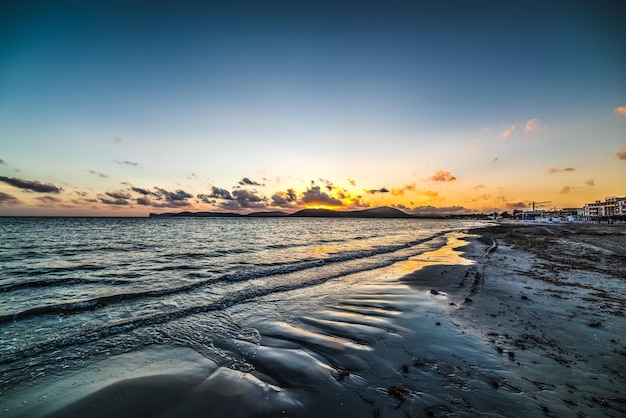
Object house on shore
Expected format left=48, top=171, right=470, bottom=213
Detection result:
left=582, top=196, right=626, bottom=221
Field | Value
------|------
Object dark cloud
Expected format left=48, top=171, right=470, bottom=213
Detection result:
left=98, top=194, right=130, bottom=205
left=0, top=159, right=5, bottom=164
left=271, top=188, right=298, bottom=207
left=197, top=194, right=216, bottom=204
left=366, top=188, right=389, bottom=194
left=88, top=170, right=108, bottom=178
left=154, top=188, right=193, bottom=205
left=616, top=146, right=626, bottom=160
left=106, top=190, right=132, bottom=200
left=0, top=192, right=21, bottom=205
left=428, top=170, right=456, bottom=182
left=238, top=177, right=264, bottom=187
left=505, top=201, right=527, bottom=209
left=318, top=178, right=335, bottom=192
left=205, top=186, right=233, bottom=200
left=0, top=176, right=62, bottom=193
left=301, top=186, right=342, bottom=207
left=231, top=189, right=267, bottom=208
left=130, top=186, right=159, bottom=197
left=115, top=160, right=139, bottom=166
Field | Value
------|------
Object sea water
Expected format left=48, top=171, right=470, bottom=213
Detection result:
left=0, top=217, right=485, bottom=396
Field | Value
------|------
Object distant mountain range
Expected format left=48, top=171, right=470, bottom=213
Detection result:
left=149, top=206, right=418, bottom=219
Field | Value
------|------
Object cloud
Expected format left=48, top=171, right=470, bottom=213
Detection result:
left=366, top=187, right=390, bottom=194
left=409, top=205, right=472, bottom=215
left=428, top=170, right=456, bottom=182
left=129, top=185, right=159, bottom=196
left=98, top=194, right=130, bottom=205
left=155, top=188, right=193, bottom=205
left=0, top=159, right=5, bottom=165
left=547, top=167, right=575, bottom=174
left=501, top=125, right=516, bottom=139
left=525, top=118, right=543, bottom=133
left=614, top=107, right=626, bottom=116
left=35, top=195, right=63, bottom=204
left=301, top=186, right=342, bottom=207
left=0, top=192, right=22, bottom=205
left=347, top=178, right=356, bottom=186
left=271, top=188, right=298, bottom=207
left=473, top=184, right=486, bottom=190
left=585, top=179, right=595, bottom=186
left=106, top=190, right=132, bottom=200
left=559, top=186, right=571, bottom=194
left=115, top=160, right=139, bottom=166
left=505, top=201, right=527, bottom=209
left=0, top=176, right=62, bottom=193
left=391, top=184, right=415, bottom=196
left=617, top=146, right=626, bottom=160
left=205, top=186, right=233, bottom=200
left=231, top=189, right=266, bottom=208
left=238, top=177, right=264, bottom=187
left=112, top=136, right=123, bottom=144
left=493, top=157, right=499, bottom=163
left=88, top=170, right=108, bottom=178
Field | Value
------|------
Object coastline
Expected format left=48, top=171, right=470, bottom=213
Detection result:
left=4, top=223, right=625, bottom=417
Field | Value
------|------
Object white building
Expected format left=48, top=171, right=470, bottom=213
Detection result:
left=583, top=196, right=625, bottom=218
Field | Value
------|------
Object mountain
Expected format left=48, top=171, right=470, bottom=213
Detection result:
left=149, top=206, right=414, bottom=219
left=289, top=206, right=413, bottom=218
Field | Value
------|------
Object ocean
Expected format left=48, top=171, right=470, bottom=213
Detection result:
left=0, top=216, right=487, bottom=415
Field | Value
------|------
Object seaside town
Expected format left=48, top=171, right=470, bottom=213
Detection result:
left=493, top=195, right=626, bottom=223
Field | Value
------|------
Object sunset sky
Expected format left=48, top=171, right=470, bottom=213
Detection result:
left=1, top=1, right=625, bottom=216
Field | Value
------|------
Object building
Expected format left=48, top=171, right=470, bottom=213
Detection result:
left=583, top=196, right=626, bottom=219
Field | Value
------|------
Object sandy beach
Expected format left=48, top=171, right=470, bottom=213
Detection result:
left=4, top=222, right=625, bottom=417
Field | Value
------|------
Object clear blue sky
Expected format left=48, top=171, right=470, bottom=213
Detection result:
left=1, top=1, right=624, bottom=215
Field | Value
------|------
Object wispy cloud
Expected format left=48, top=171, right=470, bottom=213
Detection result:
left=559, top=186, right=571, bottom=194
left=614, top=107, right=626, bottom=117
left=501, top=125, right=516, bottom=139
left=585, top=179, right=595, bottom=186
left=525, top=118, right=544, bottom=133
left=35, top=196, right=63, bottom=204
left=428, top=170, right=456, bottom=182
left=106, top=190, right=132, bottom=200
left=114, top=160, right=139, bottom=166
left=547, top=167, right=575, bottom=174
left=111, top=136, right=123, bottom=144
left=617, top=145, right=626, bottom=160
left=88, top=170, right=108, bottom=178
left=0, top=176, right=62, bottom=193
left=366, top=187, right=390, bottom=194
left=0, top=192, right=22, bottom=205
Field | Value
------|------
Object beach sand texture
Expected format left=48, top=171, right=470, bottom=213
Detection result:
left=5, top=223, right=625, bottom=417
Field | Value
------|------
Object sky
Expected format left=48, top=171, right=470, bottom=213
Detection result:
left=1, top=0, right=625, bottom=216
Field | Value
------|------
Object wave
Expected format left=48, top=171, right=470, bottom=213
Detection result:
left=0, top=251, right=409, bottom=366
left=0, top=230, right=450, bottom=326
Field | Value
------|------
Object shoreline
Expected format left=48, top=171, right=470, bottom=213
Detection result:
left=4, top=223, right=625, bottom=417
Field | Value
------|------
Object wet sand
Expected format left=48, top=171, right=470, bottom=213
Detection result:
left=5, top=223, right=626, bottom=417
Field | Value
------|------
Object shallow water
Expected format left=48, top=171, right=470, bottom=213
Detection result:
left=0, top=218, right=474, bottom=389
